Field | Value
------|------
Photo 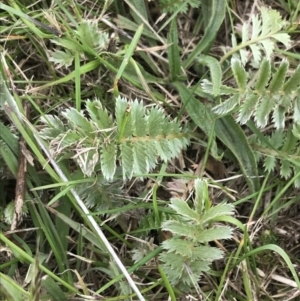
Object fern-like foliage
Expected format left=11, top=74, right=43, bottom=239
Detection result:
left=226, top=7, right=290, bottom=67
left=39, top=97, right=189, bottom=181
left=74, top=171, right=123, bottom=210
left=49, top=20, right=109, bottom=68
left=203, top=58, right=300, bottom=129
left=250, top=128, right=300, bottom=187
left=159, top=179, right=234, bottom=289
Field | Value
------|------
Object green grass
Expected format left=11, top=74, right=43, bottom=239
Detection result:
left=1, top=0, right=300, bottom=300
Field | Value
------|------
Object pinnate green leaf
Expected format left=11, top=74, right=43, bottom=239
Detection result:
left=62, top=108, right=94, bottom=135
left=162, top=220, right=198, bottom=239
left=255, top=59, right=271, bottom=92
left=200, top=204, right=234, bottom=224
left=284, top=65, right=300, bottom=94
left=264, top=156, right=276, bottom=172
left=147, top=107, right=165, bottom=137
left=280, top=159, right=292, bottom=179
left=197, top=226, right=233, bottom=242
left=191, top=246, right=224, bottom=261
left=227, top=7, right=291, bottom=66
left=41, top=96, right=189, bottom=180
left=212, top=94, right=240, bottom=115
left=132, top=141, right=147, bottom=175
left=130, top=100, right=146, bottom=137
left=269, top=60, right=288, bottom=94
left=76, top=21, right=109, bottom=51
left=101, top=143, right=116, bottom=181
left=254, top=95, right=275, bottom=128
left=49, top=49, right=74, bottom=68
left=120, top=142, right=134, bottom=179
left=231, top=58, right=247, bottom=91
left=86, top=99, right=114, bottom=130
left=169, top=198, right=199, bottom=221
left=52, top=131, right=80, bottom=151
left=237, top=94, right=259, bottom=124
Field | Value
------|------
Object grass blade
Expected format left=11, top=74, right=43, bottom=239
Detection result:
left=215, top=116, right=260, bottom=194
left=183, top=0, right=226, bottom=68
left=114, top=24, right=144, bottom=95
left=168, top=19, right=181, bottom=81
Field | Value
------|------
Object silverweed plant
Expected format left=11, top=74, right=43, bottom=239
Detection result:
left=1, top=1, right=300, bottom=300
left=39, top=97, right=190, bottom=181
left=159, top=179, right=234, bottom=290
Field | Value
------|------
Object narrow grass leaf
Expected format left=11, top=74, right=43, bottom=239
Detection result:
left=0, top=273, right=29, bottom=301
left=215, top=116, right=259, bottom=194
left=115, top=15, right=159, bottom=41
left=31, top=60, right=101, bottom=91
left=174, top=82, right=213, bottom=136
left=114, top=24, right=144, bottom=93
left=130, top=58, right=158, bottom=103
left=41, top=276, right=68, bottom=301
left=130, top=0, right=148, bottom=23
left=0, top=122, right=18, bottom=155
left=0, top=3, right=52, bottom=38
left=108, top=55, right=165, bottom=85
left=47, top=206, right=106, bottom=251
left=33, top=139, right=145, bottom=300
left=0, top=74, right=22, bottom=121
left=0, top=141, right=18, bottom=176
left=240, top=244, right=300, bottom=289
left=158, top=265, right=176, bottom=301
left=35, top=201, right=72, bottom=283
left=168, top=19, right=181, bottom=81
left=75, top=52, right=81, bottom=111
left=0, top=234, right=78, bottom=293
left=183, top=0, right=225, bottom=68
